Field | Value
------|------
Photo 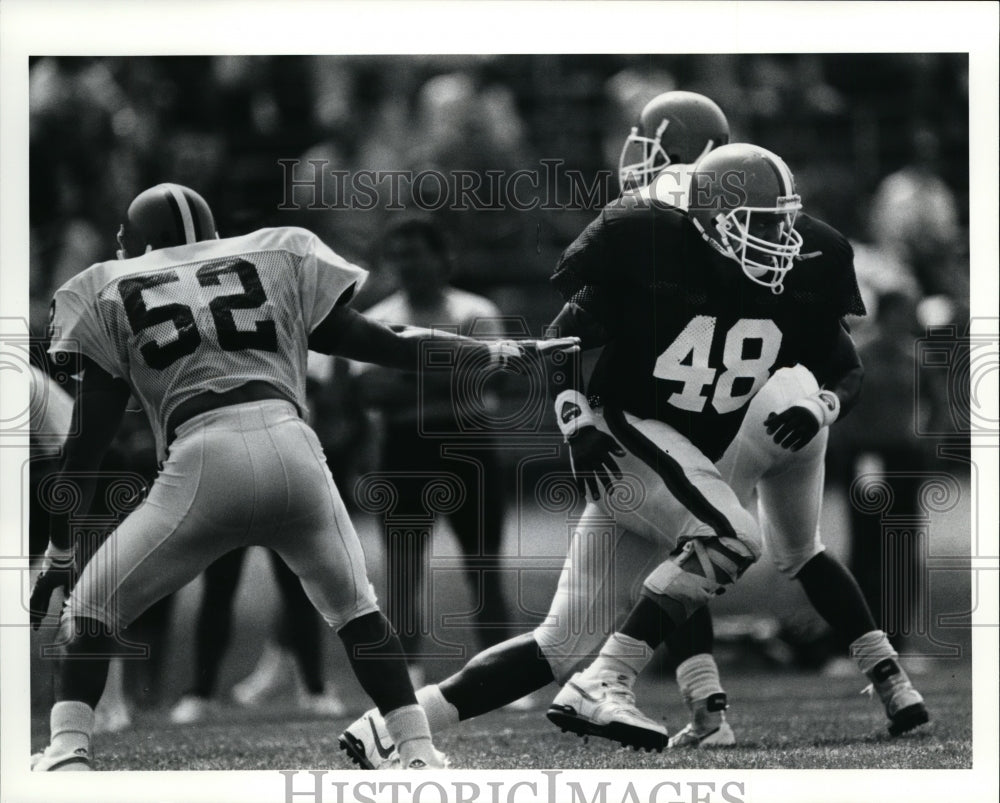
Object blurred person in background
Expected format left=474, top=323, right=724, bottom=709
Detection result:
left=357, top=215, right=517, bottom=688
left=167, top=545, right=348, bottom=724
left=834, top=291, right=941, bottom=664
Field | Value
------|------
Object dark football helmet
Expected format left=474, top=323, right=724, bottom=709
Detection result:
left=618, top=91, right=730, bottom=190
left=688, top=143, right=803, bottom=294
left=116, top=183, right=217, bottom=259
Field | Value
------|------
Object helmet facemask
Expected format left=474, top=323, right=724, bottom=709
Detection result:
left=698, top=196, right=803, bottom=294
left=618, top=120, right=719, bottom=191
left=618, top=120, right=671, bottom=191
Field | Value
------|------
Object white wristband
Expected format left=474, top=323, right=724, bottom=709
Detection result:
left=795, top=389, right=841, bottom=428
left=554, top=390, right=596, bottom=438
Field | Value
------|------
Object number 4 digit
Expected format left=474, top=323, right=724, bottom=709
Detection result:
left=652, top=315, right=717, bottom=412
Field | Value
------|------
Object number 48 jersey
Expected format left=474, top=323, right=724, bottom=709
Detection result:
left=551, top=201, right=865, bottom=462
left=48, top=227, right=367, bottom=461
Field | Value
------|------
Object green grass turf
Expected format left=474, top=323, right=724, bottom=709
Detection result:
left=33, top=664, right=971, bottom=771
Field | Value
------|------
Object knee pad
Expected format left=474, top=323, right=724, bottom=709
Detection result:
left=641, top=537, right=759, bottom=622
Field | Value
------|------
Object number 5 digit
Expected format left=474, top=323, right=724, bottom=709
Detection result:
left=118, top=271, right=201, bottom=369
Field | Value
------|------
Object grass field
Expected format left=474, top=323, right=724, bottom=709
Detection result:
left=28, top=481, right=977, bottom=773
left=31, top=662, right=970, bottom=771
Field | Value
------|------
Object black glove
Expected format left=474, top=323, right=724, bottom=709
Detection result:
left=764, top=406, right=821, bottom=451
left=29, top=547, right=76, bottom=630
left=568, top=424, right=626, bottom=500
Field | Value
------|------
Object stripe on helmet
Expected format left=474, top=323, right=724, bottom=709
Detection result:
left=163, top=183, right=197, bottom=244
left=768, top=151, right=795, bottom=196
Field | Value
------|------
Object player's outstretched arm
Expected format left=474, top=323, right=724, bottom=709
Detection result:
left=309, top=304, right=569, bottom=372
left=30, top=358, right=129, bottom=628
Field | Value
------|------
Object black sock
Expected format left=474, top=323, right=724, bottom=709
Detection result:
left=439, top=633, right=554, bottom=720
left=622, top=594, right=678, bottom=649
left=338, top=611, right=417, bottom=715
left=797, top=552, right=877, bottom=647
left=56, top=618, right=116, bottom=708
left=663, top=605, right=715, bottom=671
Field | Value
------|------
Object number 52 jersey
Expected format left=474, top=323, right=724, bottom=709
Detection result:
left=551, top=201, right=866, bottom=462
left=48, top=227, right=367, bottom=461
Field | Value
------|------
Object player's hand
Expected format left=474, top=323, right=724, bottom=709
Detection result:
left=29, top=545, right=76, bottom=630
left=764, top=406, right=821, bottom=451
left=487, top=337, right=580, bottom=373
left=567, top=425, right=626, bottom=500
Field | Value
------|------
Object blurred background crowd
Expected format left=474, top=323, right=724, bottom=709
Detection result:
left=28, top=54, right=973, bottom=722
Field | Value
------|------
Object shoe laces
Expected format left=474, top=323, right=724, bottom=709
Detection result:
left=597, top=671, right=636, bottom=704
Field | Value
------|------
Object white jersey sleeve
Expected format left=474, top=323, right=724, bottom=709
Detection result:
left=48, top=279, right=127, bottom=379
left=297, top=232, right=368, bottom=331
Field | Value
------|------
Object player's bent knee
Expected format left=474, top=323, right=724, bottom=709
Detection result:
left=62, top=594, right=120, bottom=634
left=780, top=543, right=827, bottom=578
left=641, top=536, right=759, bottom=621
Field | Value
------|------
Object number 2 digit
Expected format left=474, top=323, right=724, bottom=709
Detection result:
left=196, top=259, right=278, bottom=352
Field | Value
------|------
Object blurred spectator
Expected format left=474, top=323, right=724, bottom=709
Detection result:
left=869, top=124, right=968, bottom=327
left=835, top=292, right=938, bottom=657
left=357, top=215, right=517, bottom=684
left=169, top=547, right=347, bottom=724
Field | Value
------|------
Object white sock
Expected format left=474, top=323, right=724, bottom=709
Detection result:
left=585, top=633, right=653, bottom=683
left=675, top=653, right=725, bottom=729
left=850, top=630, right=898, bottom=676
left=675, top=653, right=724, bottom=705
left=382, top=704, right=433, bottom=766
left=50, top=701, right=94, bottom=755
left=415, top=684, right=460, bottom=732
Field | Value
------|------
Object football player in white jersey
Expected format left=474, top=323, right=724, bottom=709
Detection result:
left=28, top=183, right=569, bottom=771
left=338, top=93, right=925, bottom=768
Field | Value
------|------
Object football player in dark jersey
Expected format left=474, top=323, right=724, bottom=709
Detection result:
left=338, top=92, right=740, bottom=765
left=340, top=101, right=926, bottom=766
left=544, top=142, right=925, bottom=748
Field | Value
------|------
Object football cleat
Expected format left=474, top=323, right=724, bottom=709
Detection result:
left=31, top=745, right=92, bottom=772
left=669, top=691, right=735, bottom=748
left=546, top=670, right=669, bottom=752
left=667, top=718, right=736, bottom=748
left=864, top=658, right=930, bottom=736
left=403, top=749, right=450, bottom=770
left=339, top=709, right=398, bottom=770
